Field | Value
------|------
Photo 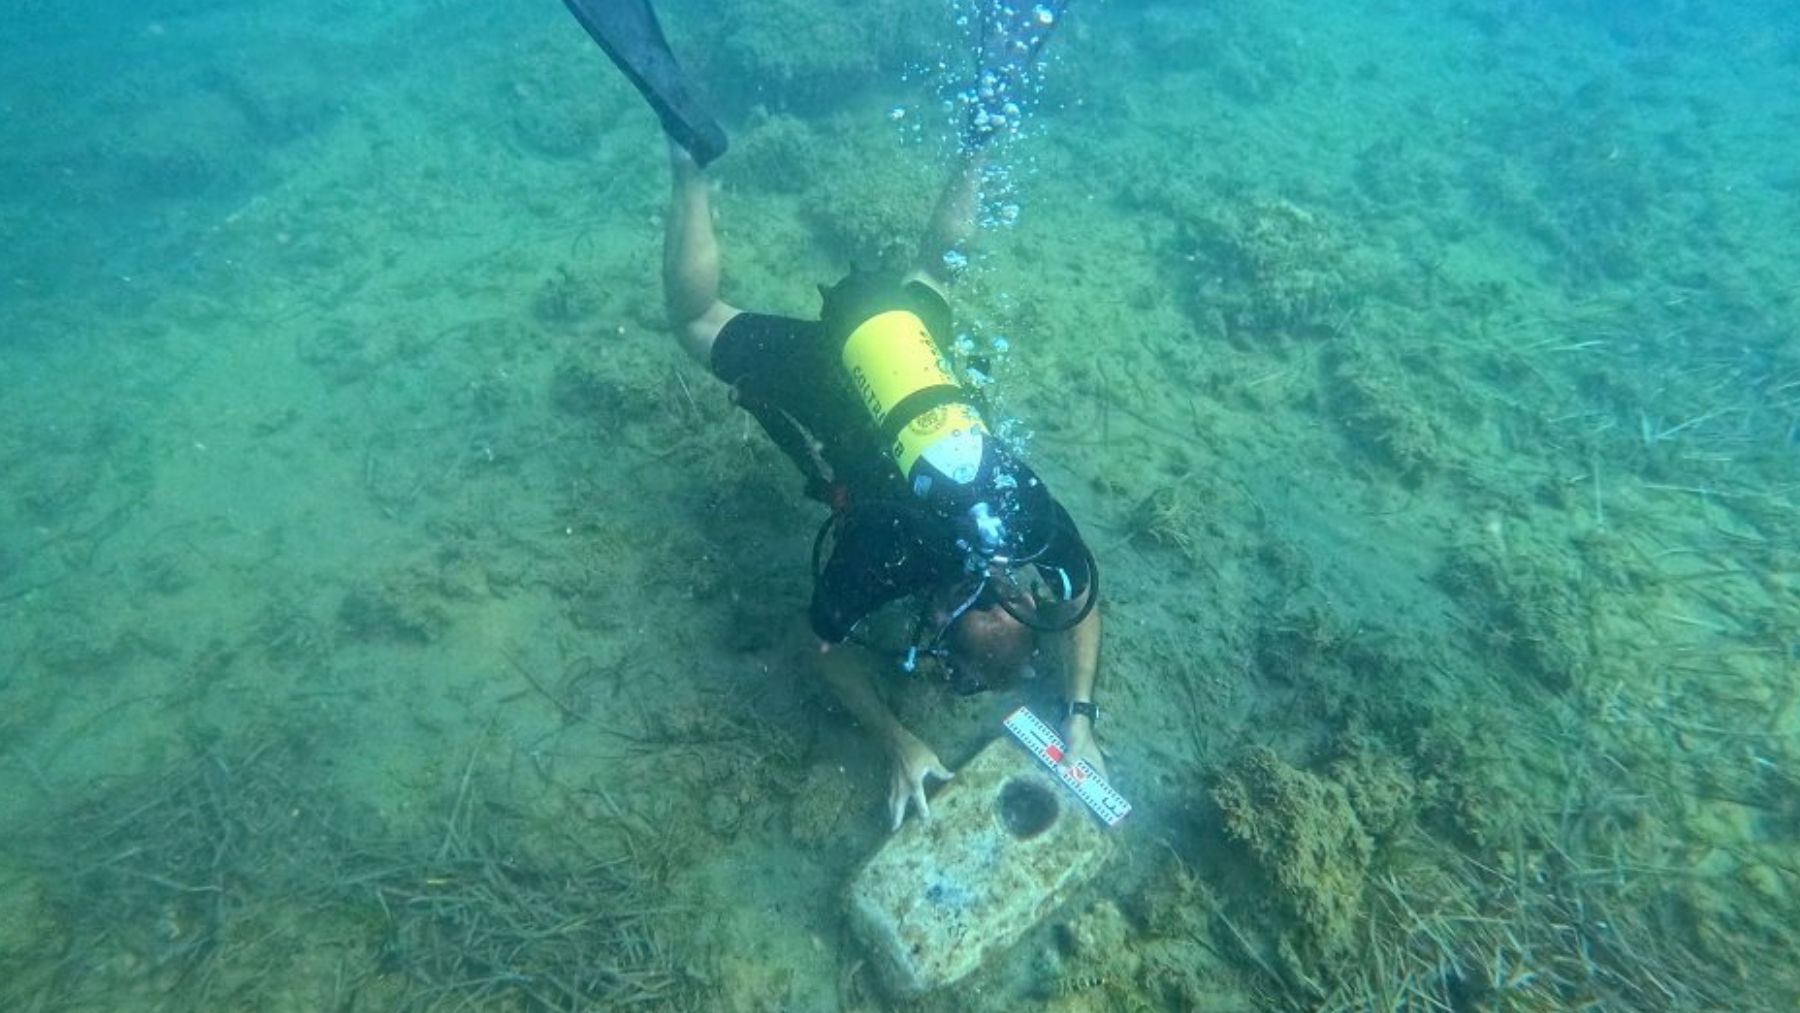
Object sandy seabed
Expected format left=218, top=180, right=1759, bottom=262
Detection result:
left=2, top=1, right=1796, bottom=1009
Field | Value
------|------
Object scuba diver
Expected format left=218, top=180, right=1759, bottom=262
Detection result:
left=567, top=0, right=1105, bottom=831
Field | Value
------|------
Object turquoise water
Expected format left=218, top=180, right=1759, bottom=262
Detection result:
left=2, top=0, right=1796, bottom=1009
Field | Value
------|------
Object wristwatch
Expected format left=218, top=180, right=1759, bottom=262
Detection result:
left=1066, top=700, right=1099, bottom=724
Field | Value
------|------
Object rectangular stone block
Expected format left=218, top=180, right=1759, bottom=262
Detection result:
left=845, top=735, right=1114, bottom=998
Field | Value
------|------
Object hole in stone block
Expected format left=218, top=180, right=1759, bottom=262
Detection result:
left=999, top=778, right=1058, bottom=839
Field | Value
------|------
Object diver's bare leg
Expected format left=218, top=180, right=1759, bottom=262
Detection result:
left=662, top=142, right=739, bottom=364
left=904, top=149, right=989, bottom=297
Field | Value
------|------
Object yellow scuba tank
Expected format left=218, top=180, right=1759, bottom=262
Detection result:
left=840, top=308, right=990, bottom=494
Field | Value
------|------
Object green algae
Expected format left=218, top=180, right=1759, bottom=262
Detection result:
left=1213, top=746, right=1374, bottom=969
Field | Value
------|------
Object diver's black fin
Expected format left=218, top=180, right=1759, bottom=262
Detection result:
left=562, top=0, right=728, bottom=167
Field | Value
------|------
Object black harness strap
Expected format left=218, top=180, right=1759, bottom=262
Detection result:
left=877, top=384, right=977, bottom=448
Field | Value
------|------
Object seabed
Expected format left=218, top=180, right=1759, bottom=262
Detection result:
left=2, top=1, right=1796, bottom=1009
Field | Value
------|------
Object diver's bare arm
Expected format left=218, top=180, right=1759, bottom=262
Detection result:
left=815, top=641, right=919, bottom=755
left=1058, top=603, right=1104, bottom=761
left=818, top=639, right=955, bottom=828
left=662, top=142, right=739, bottom=364
left=903, top=149, right=988, bottom=297
left=1061, top=604, right=1102, bottom=710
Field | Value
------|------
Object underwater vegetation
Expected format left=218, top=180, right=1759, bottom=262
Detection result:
left=2, top=0, right=1798, bottom=1010
left=0, top=729, right=711, bottom=1010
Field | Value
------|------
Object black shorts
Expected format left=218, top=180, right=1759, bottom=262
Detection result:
left=706, top=278, right=953, bottom=469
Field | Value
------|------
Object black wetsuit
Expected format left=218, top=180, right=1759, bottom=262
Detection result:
left=708, top=277, right=1091, bottom=642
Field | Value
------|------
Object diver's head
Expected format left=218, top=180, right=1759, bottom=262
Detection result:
left=931, top=579, right=1040, bottom=695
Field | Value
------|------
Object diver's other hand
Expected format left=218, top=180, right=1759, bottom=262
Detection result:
left=1062, top=715, right=1109, bottom=782
left=887, top=732, right=954, bottom=831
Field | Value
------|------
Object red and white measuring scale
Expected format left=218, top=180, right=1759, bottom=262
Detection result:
left=1002, top=707, right=1132, bottom=827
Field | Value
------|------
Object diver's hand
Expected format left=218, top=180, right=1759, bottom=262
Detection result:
left=887, top=732, right=954, bottom=831
left=1062, top=715, right=1109, bottom=782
